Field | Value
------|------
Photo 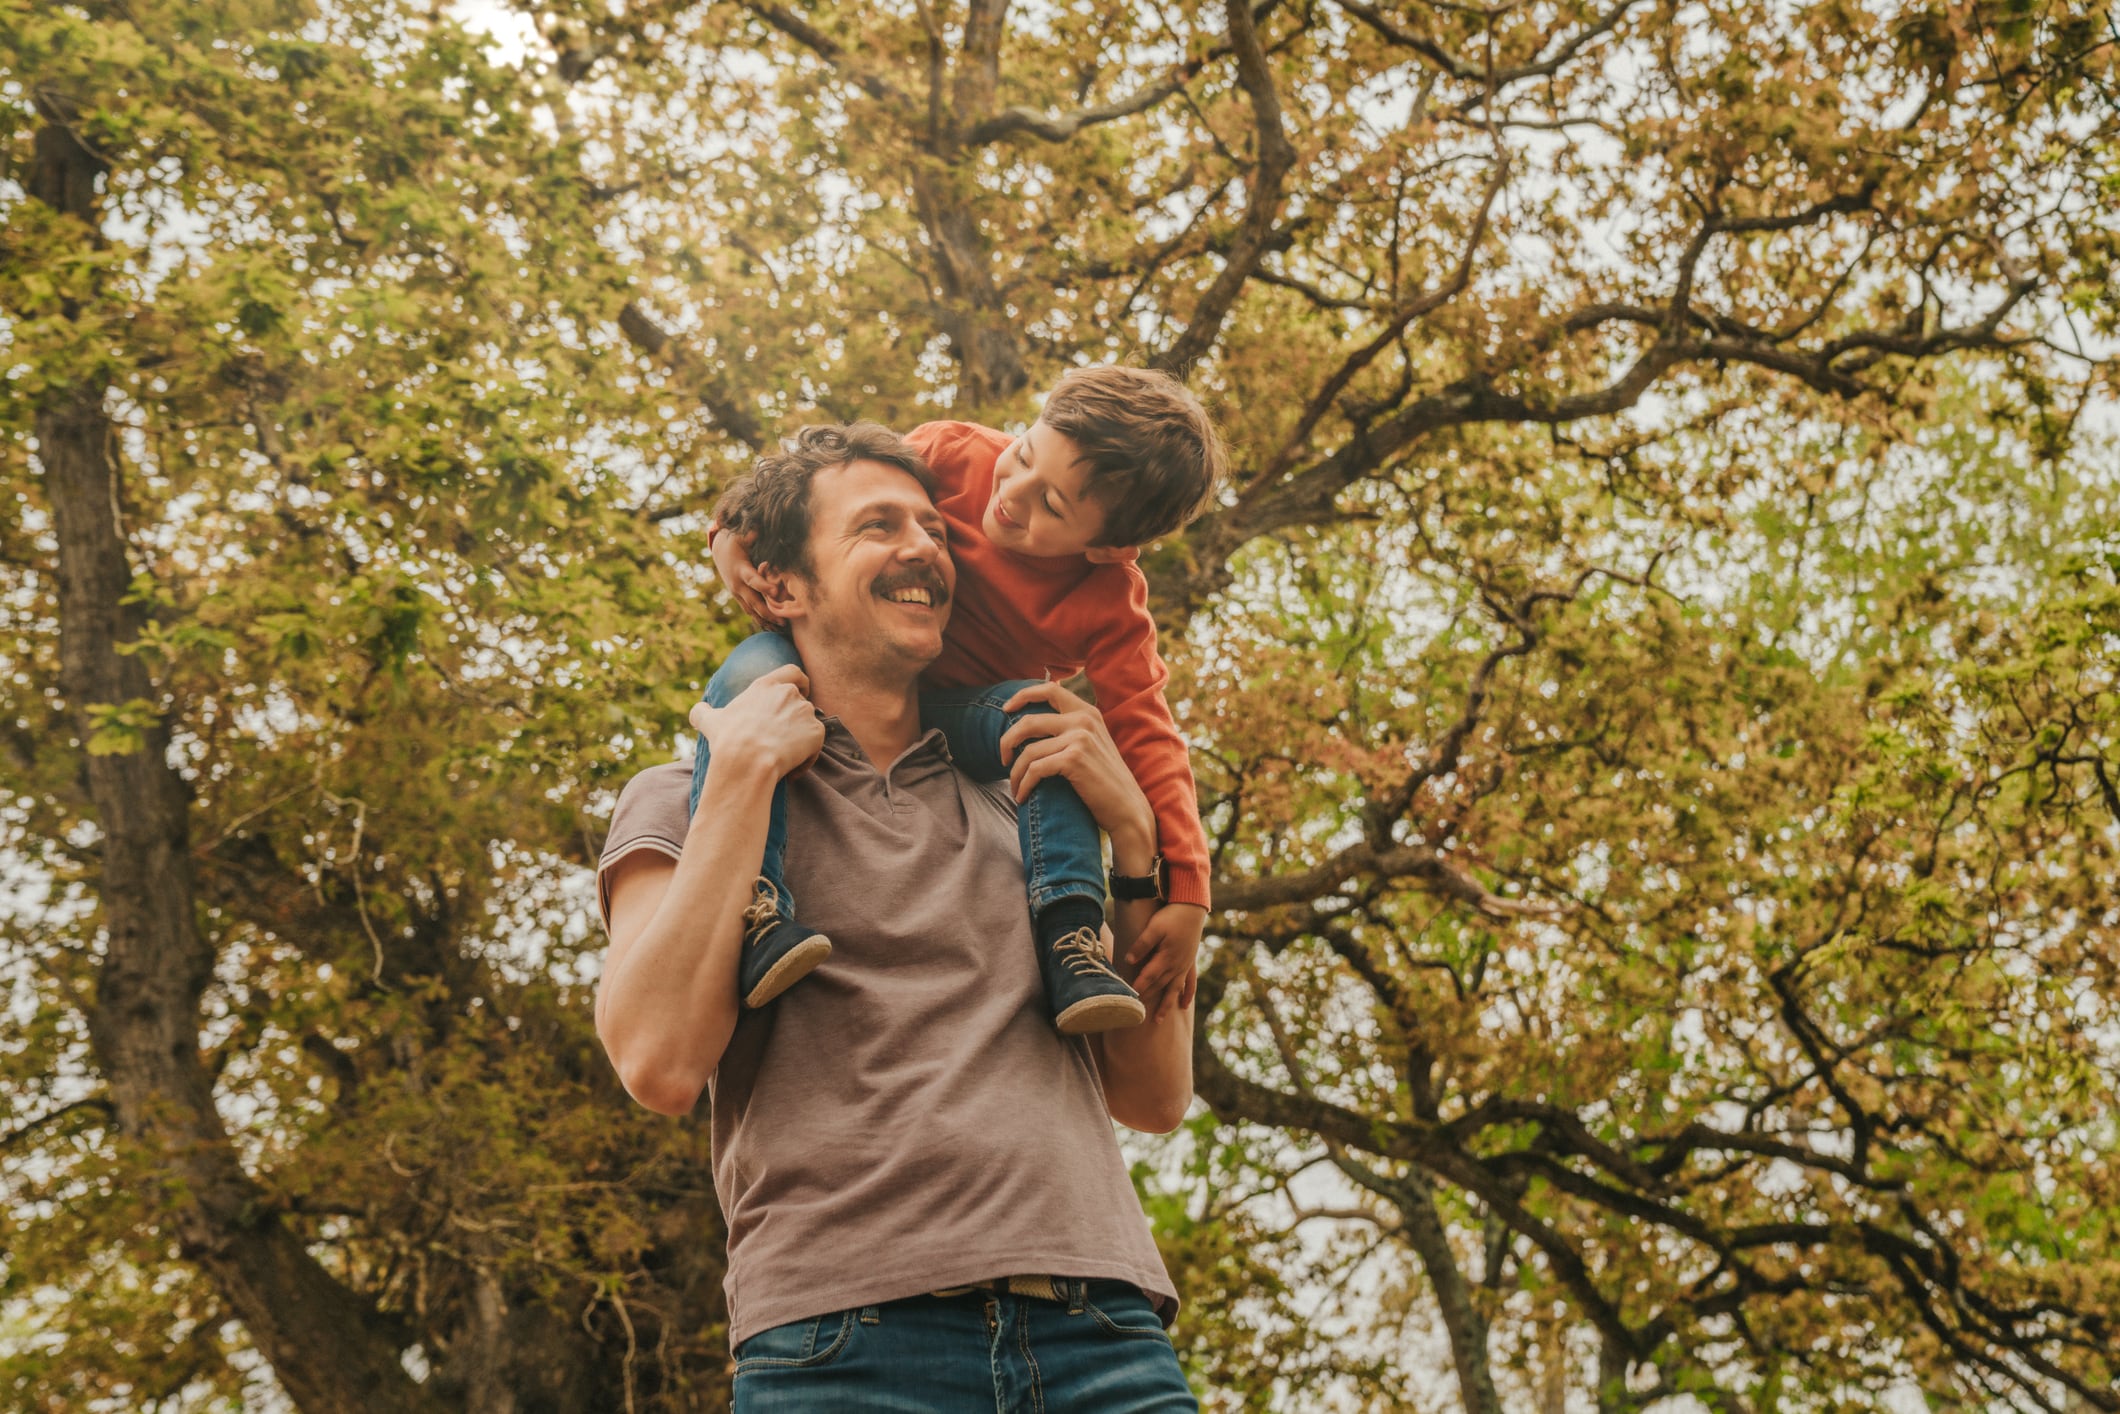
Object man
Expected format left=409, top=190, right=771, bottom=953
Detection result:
left=593, top=423, right=1198, bottom=1411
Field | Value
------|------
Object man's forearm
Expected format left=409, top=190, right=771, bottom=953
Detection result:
left=597, top=754, right=778, bottom=1113
left=1098, top=816, right=1195, bottom=1132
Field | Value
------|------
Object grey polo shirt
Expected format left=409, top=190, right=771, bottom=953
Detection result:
left=596, top=719, right=1179, bottom=1346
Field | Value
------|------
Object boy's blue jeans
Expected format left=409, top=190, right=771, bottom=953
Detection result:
left=688, top=631, right=1107, bottom=922
left=731, top=1282, right=1197, bottom=1412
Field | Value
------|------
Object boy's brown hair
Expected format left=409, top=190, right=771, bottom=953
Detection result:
left=1041, top=366, right=1226, bottom=548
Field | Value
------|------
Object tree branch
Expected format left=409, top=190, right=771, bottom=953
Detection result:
left=1152, top=0, right=1298, bottom=377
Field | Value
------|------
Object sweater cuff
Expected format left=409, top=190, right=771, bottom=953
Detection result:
left=1161, top=862, right=1211, bottom=911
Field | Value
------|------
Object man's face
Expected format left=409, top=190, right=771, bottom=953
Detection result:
left=982, top=419, right=1112, bottom=557
left=785, top=458, right=956, bottom=678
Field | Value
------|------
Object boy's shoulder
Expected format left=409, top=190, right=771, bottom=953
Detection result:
left=907, top=419, right=1008, bottom=467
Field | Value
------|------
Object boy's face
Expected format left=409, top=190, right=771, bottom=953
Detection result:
left=982, top=420, right=1116, bottom=558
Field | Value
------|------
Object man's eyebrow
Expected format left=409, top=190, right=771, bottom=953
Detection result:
left=846, top=499, right=944, bottom=525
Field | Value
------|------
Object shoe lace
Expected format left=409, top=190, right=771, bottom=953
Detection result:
left=1051, top=925, right=1122, bottom=981
left=741, top=877, right=786, bottom=947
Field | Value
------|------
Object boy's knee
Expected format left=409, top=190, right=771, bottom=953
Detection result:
left=714, top=634, right=802, bottom=702
left=997, top=679, right=1055, bottom=722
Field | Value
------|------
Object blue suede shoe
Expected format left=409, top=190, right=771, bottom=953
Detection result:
left=738, top=878, right=831, bottom=1009
left=1040, top=925, right=1145, bottom=1035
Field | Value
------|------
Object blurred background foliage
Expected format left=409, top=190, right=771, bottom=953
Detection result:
left=3, top=0, right=2118, bottom=1408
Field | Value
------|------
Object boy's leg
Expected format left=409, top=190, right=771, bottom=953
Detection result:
left=920, top=681, right=1144, bottom=1034
left=692, top=630, right=830, bottom=1007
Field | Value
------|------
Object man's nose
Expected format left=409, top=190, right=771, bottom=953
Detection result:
left=895, top=524, right=941, bottom=564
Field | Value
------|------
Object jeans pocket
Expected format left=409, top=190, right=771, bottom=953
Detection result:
left=1082, top=1282, right=1170, bottom=1340
left=733, top=1309, right=857, bottom=1372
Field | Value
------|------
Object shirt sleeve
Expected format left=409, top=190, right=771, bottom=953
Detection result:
left=1080, top=565, right=1213, bottom=911
left=906, top=421, right=975, bottom=499
left=594, top=762, right=692, bottom=933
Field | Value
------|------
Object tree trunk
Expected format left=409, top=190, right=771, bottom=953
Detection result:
left=31, top=105, right=452, bottom=1414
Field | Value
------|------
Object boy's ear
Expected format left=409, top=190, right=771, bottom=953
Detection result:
left=1083, top=545, right=1133, bottom=564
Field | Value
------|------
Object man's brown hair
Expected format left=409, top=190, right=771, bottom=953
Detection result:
left=713, top=422, right=936, bottom=579
left=1041, top=366, right=1226, bottom=547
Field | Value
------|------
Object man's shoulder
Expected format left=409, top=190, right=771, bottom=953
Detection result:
left=601, top=759, right=692, bottom=866
left=958, top=769, right=1019, bottom=822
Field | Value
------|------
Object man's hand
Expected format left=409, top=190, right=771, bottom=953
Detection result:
left=707, top=519, right=783, bottom=629
left=688, top=664, right=822, bottom=780
left=995, top=682, right=1155, bottom=846
left=1127, top=904, right=1205, bottom=1022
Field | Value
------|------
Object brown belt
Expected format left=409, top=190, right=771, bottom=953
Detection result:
left=929, top=1275, right=1066, bottom=1301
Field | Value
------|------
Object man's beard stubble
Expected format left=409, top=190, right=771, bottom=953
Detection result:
left=798, top=562, right=951, bottom=684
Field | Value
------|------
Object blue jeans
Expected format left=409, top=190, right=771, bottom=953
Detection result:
left=732, top=1282, right=1197, bottom=1412
left=689, top=631, right=1106, bottom=921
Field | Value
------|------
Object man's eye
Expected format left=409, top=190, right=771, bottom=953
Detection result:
left=863, top=519, right=888, bottom=531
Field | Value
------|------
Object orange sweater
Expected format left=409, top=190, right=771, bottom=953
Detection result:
left=907, top=421, right=1210, bottom=910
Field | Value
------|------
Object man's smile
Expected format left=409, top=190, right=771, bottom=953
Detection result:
left=874, top=568, right=950, bottom=612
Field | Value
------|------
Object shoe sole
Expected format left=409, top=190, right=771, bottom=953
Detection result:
left=743, top=936, right=833, bottom=1009
left=1055, top=993, right=1146, bottom=1035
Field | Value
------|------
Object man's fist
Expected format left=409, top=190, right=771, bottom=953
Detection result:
left=689, top=664, right=822, bottom=780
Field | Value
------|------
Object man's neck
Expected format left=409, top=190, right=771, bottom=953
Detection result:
left=804, top=659, right=925, bottom=771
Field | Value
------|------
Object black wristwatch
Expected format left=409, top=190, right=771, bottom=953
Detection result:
left=1109, top=853, right=1168, bottom=903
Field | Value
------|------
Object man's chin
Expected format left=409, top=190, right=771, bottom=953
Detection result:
left=889, top=625, right=948, bottom=662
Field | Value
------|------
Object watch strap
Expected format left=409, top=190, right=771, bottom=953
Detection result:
left=1108, top=853, right=1167, bottom=903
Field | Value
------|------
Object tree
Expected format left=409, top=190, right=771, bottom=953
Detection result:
left=3, top=0, right=2116, bottom=1407
left=4, top=4, right=734, bottom=1409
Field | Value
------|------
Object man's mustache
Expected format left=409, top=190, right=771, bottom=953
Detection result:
left=872, top=567, right=950, bottom=605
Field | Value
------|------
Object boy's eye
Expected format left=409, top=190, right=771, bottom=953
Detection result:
left=1042, top=498, right=1060, bottom=518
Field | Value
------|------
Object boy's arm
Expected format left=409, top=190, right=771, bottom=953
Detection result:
left=1078, top=564, right=1213, bottom=912
left=903, top=420, right=987, bottom=500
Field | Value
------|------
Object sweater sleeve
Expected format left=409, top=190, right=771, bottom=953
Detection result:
left=1080, top=564, right=1212, bottom=911
left=905, top=421, right=974, bottom=498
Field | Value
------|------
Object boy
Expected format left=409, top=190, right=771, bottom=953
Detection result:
left=692, top=367, right=1220, bottom=1031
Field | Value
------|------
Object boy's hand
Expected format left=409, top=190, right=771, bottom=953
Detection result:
left=707, top=519, right=782, bottom=629
left=1127, top=903, right=1205, bottom=1022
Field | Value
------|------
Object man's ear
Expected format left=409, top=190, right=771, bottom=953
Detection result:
left=1083, top=545, right=1133, bottom=564
left=755, top=563, right=808, bottom=620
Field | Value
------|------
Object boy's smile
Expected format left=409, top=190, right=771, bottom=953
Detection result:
left=983, top=421, right=1110, bottom=557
